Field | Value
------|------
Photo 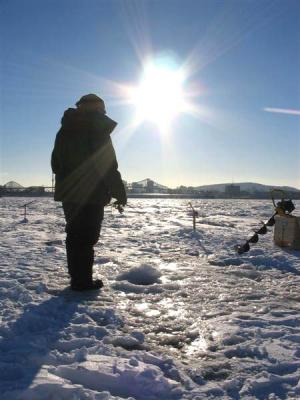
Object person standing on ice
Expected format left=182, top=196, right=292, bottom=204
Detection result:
left=51, top=94, right=127, bottom=291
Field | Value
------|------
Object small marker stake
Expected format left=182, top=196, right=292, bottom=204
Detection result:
left=189, top=202, right=199, bottom=231
left=20, top=200, right=36, bottom=223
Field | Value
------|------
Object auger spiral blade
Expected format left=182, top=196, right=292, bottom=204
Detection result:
left=236, top=242, right=250, bottom=254
left=266, top=216, right=275, bottom=227
left=257, top=225, right=267, bottom=235
left=249, top=233, right=259, bottom=243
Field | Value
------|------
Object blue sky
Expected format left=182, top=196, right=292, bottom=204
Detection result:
left=1, top=0, right=299, bottom=188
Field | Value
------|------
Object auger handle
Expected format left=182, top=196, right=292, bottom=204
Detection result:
left=271, top=189, right=285, bottom=209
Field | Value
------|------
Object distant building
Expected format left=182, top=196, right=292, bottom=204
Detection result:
left=146, top=179, right=154, bottom=193
left=131, top=182, right=145, bottom=193
left=225, top=184, right=241, bottom=197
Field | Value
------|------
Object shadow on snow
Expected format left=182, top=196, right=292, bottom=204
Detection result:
left=0, top=288, right=98, bottom=394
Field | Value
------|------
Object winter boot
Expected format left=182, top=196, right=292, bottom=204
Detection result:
left=71, top=279, right=103, bottom=291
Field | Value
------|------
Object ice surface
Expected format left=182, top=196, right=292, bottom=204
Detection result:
left=1, top=197, right=300, bottom=399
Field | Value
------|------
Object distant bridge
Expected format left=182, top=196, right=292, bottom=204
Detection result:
left=0, top=186, right=54, bottom=197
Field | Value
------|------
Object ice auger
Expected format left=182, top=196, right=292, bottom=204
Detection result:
left=235, top=190, right=295, bottom=254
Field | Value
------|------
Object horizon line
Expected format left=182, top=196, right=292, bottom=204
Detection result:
left=2, top=179, right=300, bottom=191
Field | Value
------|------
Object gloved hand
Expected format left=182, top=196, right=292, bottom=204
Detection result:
left=110, top=174, right=127, bottom=208
left=115, top=188, right=127, bottom=207
left=113, top=200, right=125, bottom=214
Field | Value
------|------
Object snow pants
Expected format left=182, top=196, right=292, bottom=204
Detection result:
left=62, top=202, right=104, bottom=285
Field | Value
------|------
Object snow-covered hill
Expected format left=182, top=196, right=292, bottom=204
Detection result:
left=1, top=197, right=300, bottom=399
left=196, top=182, right=300, bottom=193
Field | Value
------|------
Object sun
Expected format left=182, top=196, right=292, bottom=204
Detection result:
left=130, top=63, right=187, bottom=131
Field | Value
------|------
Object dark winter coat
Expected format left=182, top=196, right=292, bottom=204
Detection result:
left=51, top=108, right=126, bottom=205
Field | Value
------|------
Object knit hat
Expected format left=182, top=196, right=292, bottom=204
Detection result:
left=76, top=94, right=105, bottom=110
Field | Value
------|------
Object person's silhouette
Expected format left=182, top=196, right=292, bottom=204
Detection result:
left=51, top=94, right=127, bottom=290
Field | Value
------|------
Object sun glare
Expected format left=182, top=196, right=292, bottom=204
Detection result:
left=114, top=57, right=208, bottom=139
left=130, top=63, right=187, bottom=132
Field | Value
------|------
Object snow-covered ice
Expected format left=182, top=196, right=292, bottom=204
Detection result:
left=1, top=197, right=300, bottom=399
